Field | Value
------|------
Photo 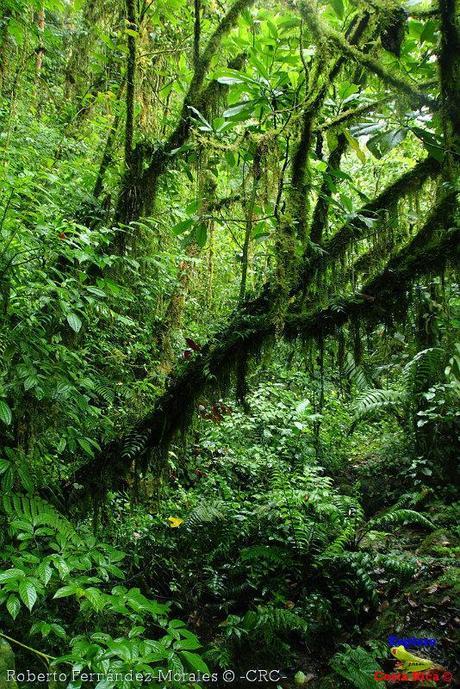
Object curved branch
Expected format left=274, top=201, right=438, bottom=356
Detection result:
left=71, top=192, right=456, bottom=501
left=300, top=1, right=438, bottom=110
left=286, top=223, right=459, bottom=341
left=114, top=0, right=254, bottom=228
left=300, top=156, right=441, bottom=288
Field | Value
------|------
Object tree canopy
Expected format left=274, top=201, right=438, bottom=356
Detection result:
left=0, top=0, right=458, bottom=686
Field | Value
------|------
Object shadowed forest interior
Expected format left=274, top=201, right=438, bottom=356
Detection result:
left=0, top=0, right=459, bottom=687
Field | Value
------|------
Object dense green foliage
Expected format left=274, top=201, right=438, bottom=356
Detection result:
left=0, top=0, right=459, bottom=688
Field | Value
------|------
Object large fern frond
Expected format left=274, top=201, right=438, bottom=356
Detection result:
left=368, top=508, right=434, bottom=531
left=3, top=494, right=82, bottom=546
left=353, top=388, right=405, bottom=422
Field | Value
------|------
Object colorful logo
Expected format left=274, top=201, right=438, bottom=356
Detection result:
left=374, top=645, right=452, bottom=684
left=387, top=635, right=436, bottom=648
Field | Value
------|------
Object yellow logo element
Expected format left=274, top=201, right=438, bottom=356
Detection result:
left=167, top=517, right=184, bottom=528
left=391, top=645, right=441, bottom=673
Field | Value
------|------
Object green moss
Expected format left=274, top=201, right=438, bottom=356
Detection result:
left=417, top=528, right=456, bottom=555
left=0, top=639, right=17, bottom=689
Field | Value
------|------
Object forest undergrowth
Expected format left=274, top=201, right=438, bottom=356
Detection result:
left=0, top=0, right=459, bottom=688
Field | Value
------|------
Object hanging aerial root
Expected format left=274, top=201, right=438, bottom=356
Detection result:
left=70, top=204, right=458, bottom=504
left=296, top=156, right=441, bottom=292
left=286, top=223, right=459, bottom=341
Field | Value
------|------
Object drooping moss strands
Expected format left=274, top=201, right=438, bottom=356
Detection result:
left=239, top=143, right=263, bottom=304
left=310, top=134, right=347, bottom=247
left=297, top=157, right=442, bottom=290
left=213, top=156, right=439, bottom=320
left=71, top=214, right=459, bottom=502
left=285, top=225, right=460, bottom=341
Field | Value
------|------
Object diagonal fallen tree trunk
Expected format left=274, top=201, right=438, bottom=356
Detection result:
left=286, top=202, right=459, bottom=340
left=72, top=202, right=459, bottom=501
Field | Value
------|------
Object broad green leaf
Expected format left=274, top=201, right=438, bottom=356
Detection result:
left=85, top=287, right=106, bottom=297
left=0, top=458, right=11, bottom=473
left=54, top=585, right=78, bottom=598
left=19, top=581, right=37, bottom=611
left=77, top=437, right=94, bottom=456
left=223, top=101, right=254, bottom=118
left=216, top=76, right=245, bottom=85
left=1, top=466, right=14, bottom=492
left=66, top=313, right=82, bottom=333
left=420, top=20, right=437, bottom=44
left=50, top=623, right=66, bottom=639
left=53, top=558, right=71, bottom=578
left=330, top=0, right=344, bottom=19
left=83, top=587, right=105, bottom=611
left=172, top=218, right=194, bottom=235
left=6, top=595, right=20, bottom=620
left=0, top=568, right=26, bottom=582
left=176, top=637, right=201, bottom=651
left=0, top=400, right=12, bottom=425
left=180, top=651, right=209, bottom=673
left=345, top=131, right=366, bottom=163
left=411, top=127, right=444, bottom=161
left=37, top=561, right=53, bottom=586
left=366, top=129, right=406, bottom=159
left=188, top=106, right=212, bottom=131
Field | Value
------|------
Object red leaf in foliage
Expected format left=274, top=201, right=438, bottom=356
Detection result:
left=185, top=337, right=201, bottom=351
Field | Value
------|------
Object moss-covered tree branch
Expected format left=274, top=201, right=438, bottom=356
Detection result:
left=114, top=0, right=255, bottom=228
left=298, top=156, right=441, bottom=290
left=299, top=0, right=437, bottom=110
left=71, top=197, right=457, bottom=501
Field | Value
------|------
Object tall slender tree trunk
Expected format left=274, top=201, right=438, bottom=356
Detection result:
left=239, top=146, right=262, bottom=304
left=124, top=0, right=137, bottom=170
left=438, top=0, right=460, bottom=179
